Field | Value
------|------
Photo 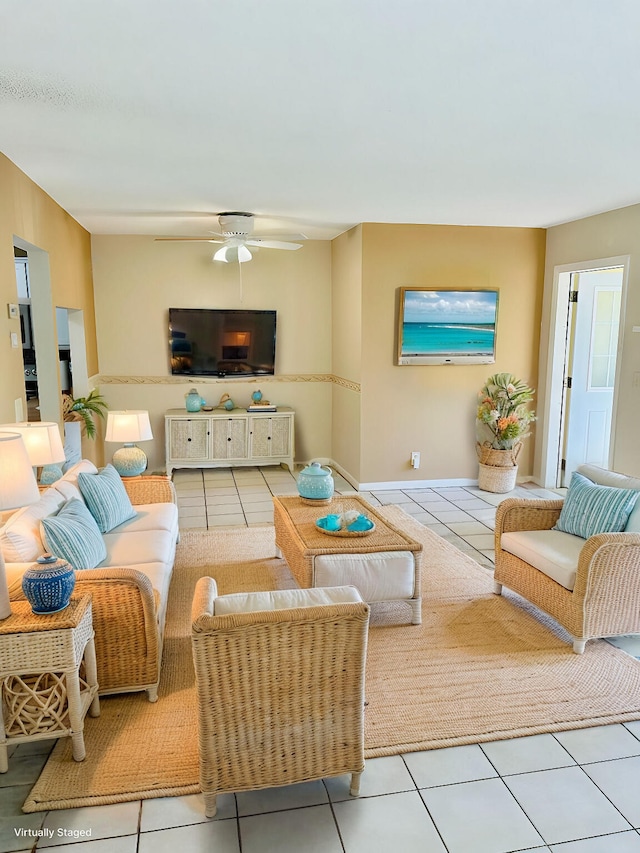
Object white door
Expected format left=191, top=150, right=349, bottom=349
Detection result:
left=561, top=268, right=623, bottom=485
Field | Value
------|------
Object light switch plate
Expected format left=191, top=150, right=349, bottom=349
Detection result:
left=7, top=303, right=18, bottom=319
left=10, top=332, right=19, bottom=348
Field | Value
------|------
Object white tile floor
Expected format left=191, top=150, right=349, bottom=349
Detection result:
left=3, top=467, right=640, bottom=853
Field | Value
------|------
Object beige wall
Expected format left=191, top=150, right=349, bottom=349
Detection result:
left=91, top=236, right=333, bottom=473
left=331, top=226, right=362, bottom=481
left=0, top=154, right=99, bottom=462
left=358, top=223, right=546, bottom=484
left=538, top=204, right=640, bottom=479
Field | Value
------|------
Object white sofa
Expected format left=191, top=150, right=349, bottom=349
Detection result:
left=1, top=460, right=179, bottom=701
left=494, top=463, right=640, bottom=653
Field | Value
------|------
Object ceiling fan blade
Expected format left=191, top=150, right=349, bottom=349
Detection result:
left=253, top=232, right=308, bottom=241
left=154, top=237, right=224, bottom=243
left=246, top=239, right=303, bottom=250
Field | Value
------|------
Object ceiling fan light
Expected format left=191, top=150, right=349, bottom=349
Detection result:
left=213, top=244, right=253, bottom=264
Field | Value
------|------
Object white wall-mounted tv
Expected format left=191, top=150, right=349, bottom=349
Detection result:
left=397, top=288, right=499, bottom=365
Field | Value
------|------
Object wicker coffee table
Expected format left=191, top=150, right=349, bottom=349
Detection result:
left=273, top=495, right=423, bottom=625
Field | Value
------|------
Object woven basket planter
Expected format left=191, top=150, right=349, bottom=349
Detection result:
left=478, top=462, right=518, bottom=493
left=476, top=442, right=522, bottom=468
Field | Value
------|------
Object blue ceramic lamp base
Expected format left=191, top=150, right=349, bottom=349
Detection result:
left=112, top=444, right=148, bottom=477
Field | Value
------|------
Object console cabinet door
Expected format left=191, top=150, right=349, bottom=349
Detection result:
left=249, top=415, right=291, bottom=459
left=211, top=417, right=249, bottom=460
left=168, top=418, right=210, bottom=460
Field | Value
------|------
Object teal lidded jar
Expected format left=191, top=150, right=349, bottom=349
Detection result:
left=297, top=462, right=335, bottom=500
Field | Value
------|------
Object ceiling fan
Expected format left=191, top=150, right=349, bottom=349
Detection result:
left=155, top=212, right=306, bottom=263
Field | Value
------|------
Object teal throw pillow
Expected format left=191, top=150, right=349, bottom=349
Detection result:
left=41, top=498, right=107, bottom=569
left=554, top=471, right=640, bottom=539
left=78, top=464, right=136, bottom=533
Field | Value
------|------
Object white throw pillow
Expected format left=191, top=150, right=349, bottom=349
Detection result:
left=0, top=488, right=66, bottom=562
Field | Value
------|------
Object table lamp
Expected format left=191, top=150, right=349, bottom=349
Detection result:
left=105, top=410, right=153, bottom=477
left=0, top=422, right=66, bottom=484
left=0, top=431, right=41, bottom=619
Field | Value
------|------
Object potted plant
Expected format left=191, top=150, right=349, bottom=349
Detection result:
left=475, top=373, right=535, bottom=493
left=62, top=390, right=108, bottom=467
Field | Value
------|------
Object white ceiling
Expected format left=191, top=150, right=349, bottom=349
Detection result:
left=2, top=1, right=640, bottom=240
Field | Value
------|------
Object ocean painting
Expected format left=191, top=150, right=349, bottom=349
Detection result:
left=399, top=289, right=498, bottom=362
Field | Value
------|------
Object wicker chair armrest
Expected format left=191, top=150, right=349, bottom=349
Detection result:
left=573, top=532, right=640, bottom=600
left=121, top=476, right=177, bottom=506
left=495, top=498, right=565, bottom=538
left=192, top=576, right=218, bottom=627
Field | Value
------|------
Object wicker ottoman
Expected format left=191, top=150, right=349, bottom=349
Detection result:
left=273, top=495, right=423, bottom=625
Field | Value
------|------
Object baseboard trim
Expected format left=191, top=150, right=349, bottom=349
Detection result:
left=358, top=478, right=480, bottom=490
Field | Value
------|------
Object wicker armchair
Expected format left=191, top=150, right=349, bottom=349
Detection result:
left=191, top=577, right=370, bottom=818
left=494, top=497, right=640, bottom=653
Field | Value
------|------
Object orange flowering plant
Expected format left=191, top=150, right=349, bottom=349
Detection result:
left=476, top=373, right=535, bottom=450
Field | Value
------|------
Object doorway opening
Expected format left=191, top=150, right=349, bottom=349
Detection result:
left=539, top=256, right=629, bottom=489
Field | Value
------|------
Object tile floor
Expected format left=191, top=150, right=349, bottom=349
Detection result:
left=3, top=467, right=640, bottom=853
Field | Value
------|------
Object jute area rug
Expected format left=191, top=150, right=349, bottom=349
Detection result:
left=23, top=506, right=640, bottom=812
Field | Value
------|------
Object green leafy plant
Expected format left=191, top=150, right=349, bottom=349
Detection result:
left=476, top=373, right=536, bottom=450
left=62, top=390, right=108, bottom=439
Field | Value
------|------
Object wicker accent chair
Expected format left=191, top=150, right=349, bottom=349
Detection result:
left=191, top=577, right=370, bottom=818
left=494, top=465, right=640, bottom=653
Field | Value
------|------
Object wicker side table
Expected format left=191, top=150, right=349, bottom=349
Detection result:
left=0, top=594, right=100, bottom=773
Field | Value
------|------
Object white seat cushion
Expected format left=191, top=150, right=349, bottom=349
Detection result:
left=313, top=550, right=416, bottom=601
left=501, top=530, right=585, bottom=591
left=110, top=503, right=179, bottom=535
left=101, top=529, right=177, bottom=567
left=214, top=585, right=363, bottom=615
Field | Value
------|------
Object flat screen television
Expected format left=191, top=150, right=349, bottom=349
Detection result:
left=169, top=308, right=277, bottom=377
left=397, top=288, right=499, bottom=365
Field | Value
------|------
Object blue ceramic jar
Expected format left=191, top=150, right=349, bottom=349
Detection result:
left=297, top=462, right=335, bottom=500
left=22, top=555, right=76, bottom=614
left=185, top=388, right=205, bottom=412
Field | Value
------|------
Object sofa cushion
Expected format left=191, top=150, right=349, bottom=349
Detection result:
left=554, top=471, right=639, bottom=539
left=501, top=530, right=585, bottom=591
left=78, top=464, right=136, bottom=533
left=41, top=498, right=107, bottom=569
left=101, top=528, right=177, bottom=568
left=111, top=502, right=179, bottom=535
left=0, top=488, right=66, bottom=563
left=59, top=459, right=99, bottom=488
left=214, top=585, right=363, bottom=615
left=577, top=464, right=640, bottom=534
left=54, top=480, right=84, bottom=503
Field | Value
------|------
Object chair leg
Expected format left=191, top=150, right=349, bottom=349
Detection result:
left=493, top=581, right=503, bottom=595
left=573, top=638, right=587, bottom=654
left=203, top=792, right=217, bottom=818
left=146, top=685, right=158, bottom=703
left=349, top=771, right=362, bottom=797
left=410, top=598, right=422, bottom=625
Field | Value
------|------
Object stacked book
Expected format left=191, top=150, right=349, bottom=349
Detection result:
left=247, top=401, right=277, bottom=412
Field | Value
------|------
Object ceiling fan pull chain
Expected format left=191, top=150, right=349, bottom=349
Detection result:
left=238, top=258, right=243, bottom=303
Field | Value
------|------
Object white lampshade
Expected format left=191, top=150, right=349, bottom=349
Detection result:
left=0, top=431, right=41, bottom=620
left=0, top=422, right=65, bottom=466
left=105, top=411, right=153, bottom=443
left=213, top=244, right=252, bottom=264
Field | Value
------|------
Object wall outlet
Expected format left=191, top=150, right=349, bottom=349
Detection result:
left=411, top=451, right=420, bottom=469
left=14, top=398, right=24, bottom=422
left=10, top=332, right=19, bottom=348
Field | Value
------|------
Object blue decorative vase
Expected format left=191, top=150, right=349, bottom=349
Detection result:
left=297, top=462, right=335, bottom=500
left=22, top=555, right=76, bottom=614
left=185, top=388, right=205, bottom=412
left=224, top=398, right=235, bottom=411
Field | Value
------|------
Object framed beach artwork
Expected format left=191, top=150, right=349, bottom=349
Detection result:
left=397, top=288, right=499, bottom=365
